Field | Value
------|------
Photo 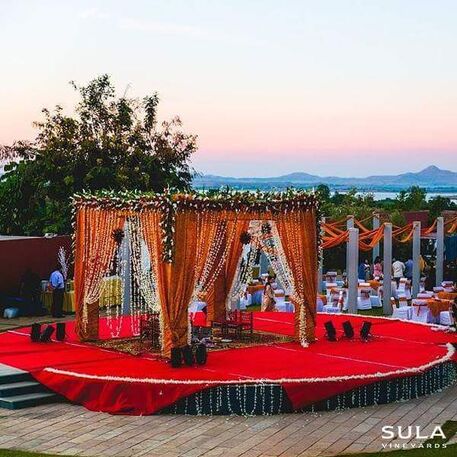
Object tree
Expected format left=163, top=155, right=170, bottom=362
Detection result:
left=0, top=75, right=197, bottom=235
left=394, top=186, right=427, bottom=211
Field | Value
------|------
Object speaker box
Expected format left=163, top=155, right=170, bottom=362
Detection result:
left=56, top=322, right=66, bottom=341
left=360, top=321, right=372, bottom=340
left=182, top=345, right=194, bottom=366
left=342, top=321, right=354, bottom=339
left=170, top=347, right=183, bottom=368
left=324, top=321, right=337, bottom=341
left=39, top=325, right=55, bottom=342
left=30, top=323, right=41, bottom=342
left=195, top=343, right=207, bottom=365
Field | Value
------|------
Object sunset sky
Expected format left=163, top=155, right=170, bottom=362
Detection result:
left=1, top=0, right=457, bottom=177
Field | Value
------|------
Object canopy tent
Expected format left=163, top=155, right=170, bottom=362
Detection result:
left=73, top=190, right=320, bottom=355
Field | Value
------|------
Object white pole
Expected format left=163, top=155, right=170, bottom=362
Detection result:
left=317, top=217, right=325, bottom=294
left=436, top=217, right=444, bottom=286
left=347, top=228, right=359, bottom=314
left=372, top=213, right=380, bottom=263
left=383, top=223, right=393, bottom=315
left=346, top=216, right=354, bottom=276
left=412, top=221, right=421, bottom=298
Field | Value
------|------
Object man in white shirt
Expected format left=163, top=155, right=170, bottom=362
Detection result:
left=49, top=265, right=65, bottom=318
left=392, top=258, right=405, bottom=286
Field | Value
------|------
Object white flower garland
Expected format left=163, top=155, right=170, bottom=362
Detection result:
left=42, top=343, right=455, bottom=385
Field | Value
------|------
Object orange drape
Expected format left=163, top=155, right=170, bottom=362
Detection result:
left=74, top=207, right=125, bottom=340
left=276, top=210, right=317, bottom=344
left=206, top=219, right=249, bottom=323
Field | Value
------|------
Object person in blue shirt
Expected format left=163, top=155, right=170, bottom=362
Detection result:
left=49, top=265, right=65, bottom=318
left=404, top=258, right=413, bottom=281
left=358, top=261, right=366, bottom=281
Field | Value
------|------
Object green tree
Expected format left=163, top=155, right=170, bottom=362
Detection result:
left=427, top=195, right=457, bottom=221
left=0, top=75, right=197, bottom=235
left=394, top=186, right=427, bottom=211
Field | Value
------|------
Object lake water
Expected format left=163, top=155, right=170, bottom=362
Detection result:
left=349, top=191, right=457, bottom=202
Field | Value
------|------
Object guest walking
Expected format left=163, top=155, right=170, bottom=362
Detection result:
left=49, top=265, right=65, bottom=318
left=262, top=276, right=276, bottom=312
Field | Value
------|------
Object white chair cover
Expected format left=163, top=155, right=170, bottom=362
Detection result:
left=439, top=311, right=453, bottom=326
left=392, top=307, right=412, bottom=320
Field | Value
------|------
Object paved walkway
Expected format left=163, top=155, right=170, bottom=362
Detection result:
left=0, top=383, right=456, bottom=457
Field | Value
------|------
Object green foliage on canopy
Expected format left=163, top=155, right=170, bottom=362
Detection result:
left=0, top=75, right=197, bottom=235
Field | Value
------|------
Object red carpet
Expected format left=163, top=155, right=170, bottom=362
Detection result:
left=0, top=313, right=456, bottom=415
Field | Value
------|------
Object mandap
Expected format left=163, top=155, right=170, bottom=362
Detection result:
left=73, top=190, right=320, bottom=355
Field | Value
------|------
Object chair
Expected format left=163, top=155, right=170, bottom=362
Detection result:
left=411, top=300, right=431, bottom=323
left=325, top=283, right=338, bottom=300
left=419, top=278, right=426, bottom=293
left=325, top=271, right=337, bottom=284
left=316, top=295, right=325, bottom=312
left=239, top=292, right=252, bottom=310
left=370, top=284, right=382, bottom=308
left=357, top=285, right=372, bottom=310
left=323, top=290, right=343, bottom=314
left=274, top=289, right=286, bottom=308
left=212, top=311, right=253, bottom=338
left=392, top=306, right=412, bottom=320
left=439, top=311, right=453, bottom=326
left=398, top=279, right=412, bottom=300
left=139, top=312, right=161, bottom=349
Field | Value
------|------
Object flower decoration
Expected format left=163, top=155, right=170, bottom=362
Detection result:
left=112, top=228, right=125, bottom=245
left=240, top=231, right=252, bottom=245
left=261, top=222, right=272, bottom=235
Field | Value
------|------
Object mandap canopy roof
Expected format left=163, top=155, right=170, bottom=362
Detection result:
left=73, top=189, right=321, bottom=354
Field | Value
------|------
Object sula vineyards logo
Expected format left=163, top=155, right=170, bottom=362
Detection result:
left=381, top=426, right=447, bottom=449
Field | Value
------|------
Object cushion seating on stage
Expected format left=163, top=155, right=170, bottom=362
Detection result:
left=212, top=311, right=253, bottom=337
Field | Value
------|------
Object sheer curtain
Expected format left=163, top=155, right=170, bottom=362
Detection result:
left=75, top=207, right=126, bottom=340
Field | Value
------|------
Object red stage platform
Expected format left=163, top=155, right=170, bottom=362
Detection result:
left=0, top=313, right=456, bottom=415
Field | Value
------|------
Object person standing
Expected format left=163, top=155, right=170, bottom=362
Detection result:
left=404, top=258, right=414, bottom=281
left=49, top=265, right=65, bottom=318
left=392, top=258, right=405, bottom=286
left=358, top=261, right=366, bottom=281
left=261, top=276, right=276, bottom=312
left=364, top=259, right=371, bottom=281
left=372, top=256, right=383, bottom=279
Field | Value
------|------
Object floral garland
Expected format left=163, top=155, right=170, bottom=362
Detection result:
left=73, top=189, right=320, bottom=264
left=42, top=343, right=455, bottom=384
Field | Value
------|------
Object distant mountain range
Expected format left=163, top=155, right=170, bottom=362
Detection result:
left=193, top=165, right=457, bottom=192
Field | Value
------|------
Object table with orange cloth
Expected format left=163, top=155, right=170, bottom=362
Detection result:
left=437, top=292, right=457, bottom=301
left=424, top=299, right=452, bottom=318
left=369, top=280, right=381, bottom=290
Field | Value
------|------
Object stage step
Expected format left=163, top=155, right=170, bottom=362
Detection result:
left=0, top=363, right=61, bottom=409
left=0, top=392, right=59, bottom=410
left=0, top=364, right=30, bottom=385
left=0, top=381, right=44, bottom=397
